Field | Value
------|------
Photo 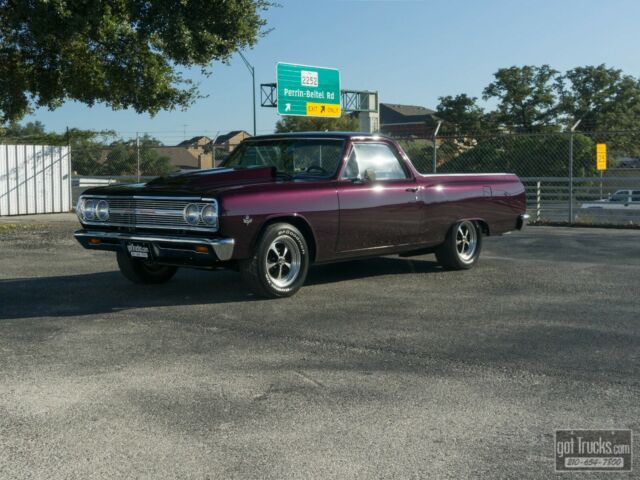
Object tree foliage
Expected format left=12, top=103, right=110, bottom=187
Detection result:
left=436, top=94, right=485, bottom=134
left=0, top=0, right=272, bottom=123
left=275, top=115, right=359, bottom=133
left=438, top=134, right=595, bottom=177
left=102, top=135, right=173, bottom=176
left=556, top=65, right=640, bottom=131
left=482, top=65, right=559, bottom=132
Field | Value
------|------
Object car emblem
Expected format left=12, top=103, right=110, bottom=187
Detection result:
left=243, top=215, right=253, bottom=226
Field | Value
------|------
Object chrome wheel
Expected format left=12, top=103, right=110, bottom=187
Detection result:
left=265, top=235, right=302, bottom=288
left=456, top=221, right=477, bottom=262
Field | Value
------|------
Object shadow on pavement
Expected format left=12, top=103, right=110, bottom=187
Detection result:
left=0, top=257, right=441, bottom=320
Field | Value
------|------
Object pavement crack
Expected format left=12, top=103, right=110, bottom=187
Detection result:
left=293, top=370, right=325, bottom=388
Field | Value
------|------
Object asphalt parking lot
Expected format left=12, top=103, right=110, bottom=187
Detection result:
left=1, top=215, right=638, bottom=479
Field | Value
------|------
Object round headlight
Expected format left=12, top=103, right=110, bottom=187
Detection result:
left=83, top=199, right=96, bottom=221
left=183, top=203, right=200, bottom=225
left=96, top=200, right=109, bottom=221
left=201, top=204, right=218, bottom=227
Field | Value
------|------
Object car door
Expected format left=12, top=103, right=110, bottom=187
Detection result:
left=336, top=141, right=423, bottom=252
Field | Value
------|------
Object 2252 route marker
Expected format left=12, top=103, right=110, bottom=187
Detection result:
left=277, top=63, right=341, bottom=118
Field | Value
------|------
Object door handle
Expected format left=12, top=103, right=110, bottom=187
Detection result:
left=406, top=187, right=419, bottom=193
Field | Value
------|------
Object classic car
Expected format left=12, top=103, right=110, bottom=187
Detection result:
left=75, top=132, right=527, bottom=298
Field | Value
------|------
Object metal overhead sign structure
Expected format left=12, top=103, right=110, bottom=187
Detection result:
left=276, top=63, right=341, bottom=117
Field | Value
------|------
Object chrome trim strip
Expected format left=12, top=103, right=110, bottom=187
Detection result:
left=74, top=230, right=235, bottom=261
left=78, top=221, right=218, bottom=233
left=80, top=195, right=210, bottom=201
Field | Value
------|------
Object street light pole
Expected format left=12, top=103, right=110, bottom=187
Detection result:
left=432, top=120, right=442, bottom=173
left=568, top=119, right=582, bottom=224
left=238, top=52, right=256, bottom=136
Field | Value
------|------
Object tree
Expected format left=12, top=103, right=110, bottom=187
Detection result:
left=483, top=65, right=559, bottom=132
left=275, top=115, right=359, bottom=133
left=439, top=134, right=595, bottom=177
left=0, top=0, right=272, bottom=123
left=102, top=135, right=173, bottom=176
left=556, top=65, right=640, bottom=131
left=436, top=94, right=486, bottom=134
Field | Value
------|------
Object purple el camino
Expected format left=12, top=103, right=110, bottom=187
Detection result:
left=75, top=132, right=527, bottom=298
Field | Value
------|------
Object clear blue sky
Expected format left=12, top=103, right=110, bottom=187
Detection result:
left=24, top=0, right=640, bottom=144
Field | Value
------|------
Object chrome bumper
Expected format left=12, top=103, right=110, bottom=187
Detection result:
left=74, top=230, right=235, bottom=261
left=517, top=213, right=530, bottom=230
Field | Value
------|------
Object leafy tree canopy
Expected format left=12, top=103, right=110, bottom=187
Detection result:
left=0, top=0, right=272, bottom=123
left=556, top=65, right=640, bottom=131
left=436, top=94, right=485, bottom=134
left=482, top=65, right=559, bottom=132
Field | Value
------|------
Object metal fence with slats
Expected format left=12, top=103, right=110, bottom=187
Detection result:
left=0, top=144, right=72, bottom=216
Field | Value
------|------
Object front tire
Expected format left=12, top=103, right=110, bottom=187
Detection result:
left=239, top=223, right=309, bottom=298
left=116, top=252, right=178, bottom=284
left=435, top=220, right=482, bottom=270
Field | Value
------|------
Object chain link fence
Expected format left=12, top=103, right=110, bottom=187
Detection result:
left=4, top=128, right=639, bottom=225
left=67, top=136, right=238, bottom=204
left=394, top=130, right=640, bottom=226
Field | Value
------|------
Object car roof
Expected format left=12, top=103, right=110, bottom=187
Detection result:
left=245, top=132, right=394, bottom=141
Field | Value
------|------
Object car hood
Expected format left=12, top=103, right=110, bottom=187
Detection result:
left=84, top=166, right=279, bottom=197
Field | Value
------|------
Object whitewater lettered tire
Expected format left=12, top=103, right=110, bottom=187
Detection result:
left=239, top=223, right=309, bottom=298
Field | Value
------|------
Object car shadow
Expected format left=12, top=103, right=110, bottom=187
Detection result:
left=0, top=256, right=441, bottom=321
left=306, top=256, right=441, bottom=286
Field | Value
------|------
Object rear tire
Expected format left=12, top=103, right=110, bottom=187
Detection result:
left=239, top=223, right=309, bottom=298
left=116, top=252, right=178, bottom=284
left=435, top=220, right=482, bottom=270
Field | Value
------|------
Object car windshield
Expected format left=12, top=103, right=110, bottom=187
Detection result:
left=223, top=139, right=345, bottom=178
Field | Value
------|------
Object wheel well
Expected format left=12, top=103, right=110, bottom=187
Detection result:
left=475, top=220, right=490, bottom=236
left=256, top=216, right=317, bottom=262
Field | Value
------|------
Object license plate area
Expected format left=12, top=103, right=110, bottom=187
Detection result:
left=126, top=242, right=152, bottom=260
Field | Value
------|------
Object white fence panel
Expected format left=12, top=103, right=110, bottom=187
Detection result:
left=0, top=145, right=71, bottom=216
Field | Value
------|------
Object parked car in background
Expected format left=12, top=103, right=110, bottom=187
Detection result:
left=74, top=133, right=527, bottom=298
left=618, top=157, right=640, bottom=168
left=581, top=190, right=640, bottom=210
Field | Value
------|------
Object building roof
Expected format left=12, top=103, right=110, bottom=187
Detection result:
left=380, top=103, right=438, bottom=125
left=177, top=136, right=211, bottom=147
left=152, top=147, right=205, bottom=169
left=213, top=130, right=251, bottom=145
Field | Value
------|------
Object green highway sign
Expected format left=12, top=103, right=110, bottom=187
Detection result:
left=277, top=63, right=341, bottom=117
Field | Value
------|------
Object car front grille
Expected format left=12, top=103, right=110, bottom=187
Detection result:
left=80, top=196, right=218, bottom=232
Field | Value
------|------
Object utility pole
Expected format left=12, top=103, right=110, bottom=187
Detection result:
left=136, top=132, right=141, bottom=182
left=238, top=52, right=257, bottom=136
left=568, top=119, right=581, bottom=224
left=432, top=121, right=442, bottom=173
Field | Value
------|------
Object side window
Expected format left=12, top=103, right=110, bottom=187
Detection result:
left=610, top=191, right=629, bottom=202
left=341, top=143, right=408, bottom=180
